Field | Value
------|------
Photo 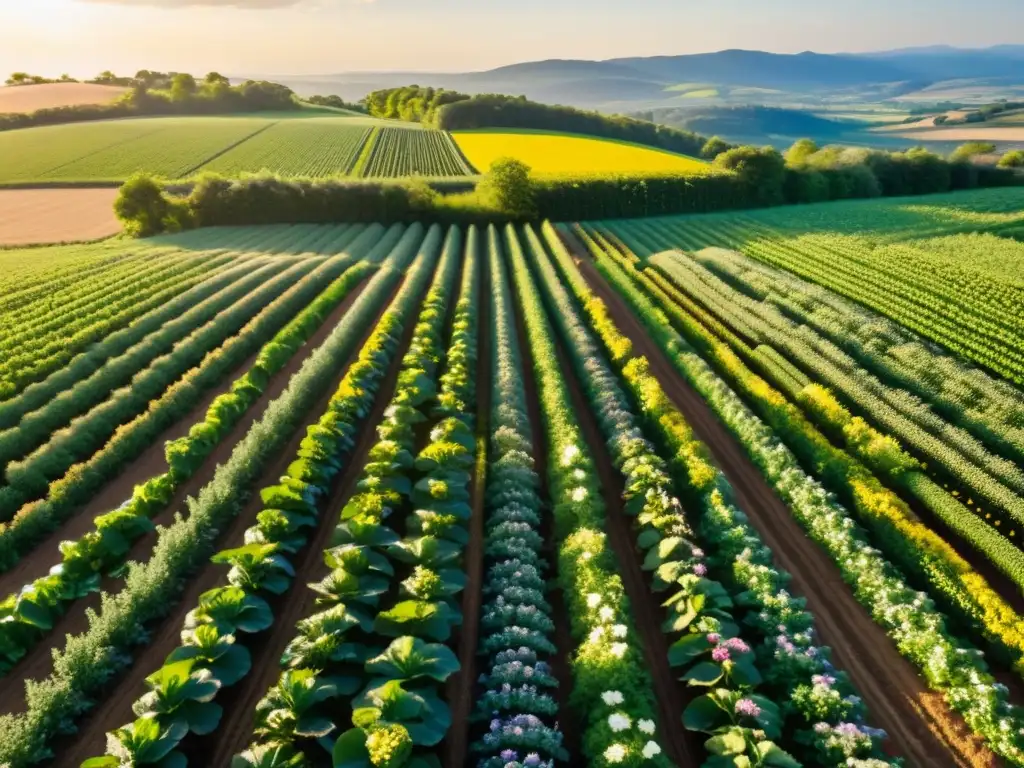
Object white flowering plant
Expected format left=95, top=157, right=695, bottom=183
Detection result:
left=505, top=227, right=672, bottom=767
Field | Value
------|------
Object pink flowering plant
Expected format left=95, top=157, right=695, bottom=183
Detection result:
left=683, top=688, right=798, bottom=768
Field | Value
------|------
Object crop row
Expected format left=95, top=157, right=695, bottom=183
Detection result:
left=0, top=228, right=387, bottom=571
left=689, top=243, right=1024, bottom=475
left=85, top=223, right=451, bottom=768
left=643, top=246, right=1024, bottom=589
left=0, top=224, right=431, bottom=767
left=552, top=223, right=902, bottom=766
left=646, top=235, right=1024, bottom=506
left=0, top=222, right=351, bottom=434
left=234, top=225, right=462, bottom=765
left=0, top=247, right=378, bottom=676
left=0, top=257, right=311, bottom=520
left=360, top=128, right=474, bottom=178
left=0, top=224, right=319, bottom=402
left=0, top=245, right=153, bottom=314
left=527, top=222, right=900, bottom=766
left=578, top=226, right=1024, bottom=762
left=743, top=233, right=1024, bottom=385
left=199, top=121, right=374, bottom=178
left=0, top=246, right=189, bottom=345
left=504, top=225, right=676, bottom=767
left=0, top=251, right=249, bottom=400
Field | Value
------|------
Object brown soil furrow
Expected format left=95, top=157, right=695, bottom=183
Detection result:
left=442, top=254, right=491, bottom=768
left=508, top=266, right=584, bottom=766
left=553, top=335, right=702, bottom=768
left=570, top=252, right=996, bottom=768
left=0, top=277, right=372, bottom=595
left=198, top=279, right=425, bottom=768
left=46, top=276, right=404, bottom=767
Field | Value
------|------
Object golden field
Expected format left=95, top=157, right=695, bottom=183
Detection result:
left=452, top=129, right=710, bottom=176
left=0, top=83, right=128, bottom=113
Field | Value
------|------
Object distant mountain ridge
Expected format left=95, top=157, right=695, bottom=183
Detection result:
left=268, top=45, right=1024, bottom=109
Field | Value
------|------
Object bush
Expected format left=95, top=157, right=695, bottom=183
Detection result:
left=477, top=157, right=535, bottom=217
left=114, top=174, right=175, bottom=236
left=700, top=136, right=731, bottom=160
left=950, top=141, right=996, bottom=161
left=1000, top=150, right=1024, bottom=169
left=714, top=145, right=786, bottom=207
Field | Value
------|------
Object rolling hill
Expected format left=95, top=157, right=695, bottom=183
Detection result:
left=269, top=46, right=1024, bottom=111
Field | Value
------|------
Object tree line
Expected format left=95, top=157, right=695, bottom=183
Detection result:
left=364, top=86, right=718, bottom=159
left=0, top=71, right=299, bottom=132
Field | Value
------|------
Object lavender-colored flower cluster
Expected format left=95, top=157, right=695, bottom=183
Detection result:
left=471, top=257, right=565, bottom=767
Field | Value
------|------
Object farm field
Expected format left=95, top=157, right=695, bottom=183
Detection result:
left=0, top=115, right=470, bottom=183
left=359, top=127, right=475, bottom=177
left=0, top=83, right=128, bottom=113
left=0, top=190, right=1024, bottom=768
left=885, top=125, right=1024, bottom=142
left=0, top=188, right=120, bottom=246
left=452, top=128, right=712, bottom=175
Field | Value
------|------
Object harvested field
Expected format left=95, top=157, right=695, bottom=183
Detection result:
left=0, top=188, right=120, bottom=246
left=0, top=83, right=127, bottom=113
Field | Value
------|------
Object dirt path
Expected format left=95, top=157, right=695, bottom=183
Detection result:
left=508, top=269, right=584, bottom=766
left=34, top=280, right=399, bottom=766
left=442, top=255, right=491, bottom=768
left=570, top=252, right=998, bottom=768
left=0, top=189, right=120, bottom=246
left=553, top=334, right=703, bottom=767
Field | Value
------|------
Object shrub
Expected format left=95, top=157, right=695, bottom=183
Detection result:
left=477, top=157, right=536, bottom=217
left=114, top=174, right=173, bottom=237
left=1000, top=150, right=1024, bottom=169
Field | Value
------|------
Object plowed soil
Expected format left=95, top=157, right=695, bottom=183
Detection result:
left=567, top=245, right=999, bottom=768
left=0, top=83, right=127, bottom=113
left=0, top=189, right=120, bottom=246
left=38, top=277, right=400, bottom=766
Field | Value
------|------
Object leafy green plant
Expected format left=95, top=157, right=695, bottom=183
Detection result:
left=254, top=669, right=356, bottom=743
left=132, top=659, right=223, bottom=736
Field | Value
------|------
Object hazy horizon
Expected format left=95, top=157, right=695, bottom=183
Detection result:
left=2, top=0, right=1023, bottom=79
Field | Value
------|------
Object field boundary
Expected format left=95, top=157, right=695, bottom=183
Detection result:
left=178, top=119, right=280, bottom=178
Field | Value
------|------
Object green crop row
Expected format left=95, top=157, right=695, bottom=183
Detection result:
left=0, top=224, right=430, bottom=768
left=360, top=128, right=473, bottom=178
left=233, top=225, right=461, bottom=766
left=579, top=227, right=1024, bottom=763
left=0, top=238, right=377, bottom=677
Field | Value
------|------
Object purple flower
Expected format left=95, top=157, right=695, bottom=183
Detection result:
left=501, top=750, right=518, bottom=761
left=724, top=638, right=749, bottom=653
left=693, top=563, right=707, bottom=576
left=836, top=723, right=861, bottom=737
left=812, top=674, right=836, bottom=687
left=707, top=632, right=721, bottom=645
left=735, top=698, right=762, bottom=718
left=524, top=755, right=542, bottom=767
left=712, top=646, right=731, bottom=662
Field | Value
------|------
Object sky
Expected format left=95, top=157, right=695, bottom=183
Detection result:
left=1, top=0, right=1022, bottom=78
